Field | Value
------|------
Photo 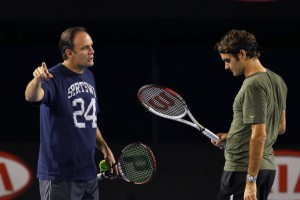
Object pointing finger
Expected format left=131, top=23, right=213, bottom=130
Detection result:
left=41, top=62, right=47, bottom=69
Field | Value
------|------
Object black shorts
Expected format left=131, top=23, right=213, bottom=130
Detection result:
left=39, top=179, right=99, bottom=200
left=217, top=170, right=276, bottom=200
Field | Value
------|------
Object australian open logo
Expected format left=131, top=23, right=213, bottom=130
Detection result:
left=0, top=152, right=33, bottom=200
left=269, top=150, right=300, bottom=200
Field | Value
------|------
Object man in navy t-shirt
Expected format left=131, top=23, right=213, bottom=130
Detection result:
left=25, top=27, right=118, bottom=200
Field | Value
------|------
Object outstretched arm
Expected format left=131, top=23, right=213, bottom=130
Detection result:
left=25, top=62, right=53, bottom=102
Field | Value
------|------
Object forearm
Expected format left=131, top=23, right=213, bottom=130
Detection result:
left=25, top=78, right=44, bottom=102
left=95, top=127, right=111, bottom=157
left=278, top=110, right=286, bottom=135
left=247, top=124, right=266, bottom=177
left=96, top=127, right=117, bottom=174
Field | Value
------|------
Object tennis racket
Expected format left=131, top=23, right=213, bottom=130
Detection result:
left=97, top=142, right=157, bottom=184
left=137, top=84, right=225, bottom=147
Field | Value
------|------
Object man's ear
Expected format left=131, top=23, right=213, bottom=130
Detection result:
left=65, top=49, right=73, bottom=59
left=240, top=49, right=247, bottom=59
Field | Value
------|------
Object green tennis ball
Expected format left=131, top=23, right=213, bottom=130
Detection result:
left=99, top=160, right=109, bottom=172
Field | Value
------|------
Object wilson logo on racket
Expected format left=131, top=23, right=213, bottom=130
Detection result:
left=148, top=92, right=175, bottom=110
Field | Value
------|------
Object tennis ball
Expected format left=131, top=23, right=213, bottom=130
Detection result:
left=99, top=160, right=109, bottom=172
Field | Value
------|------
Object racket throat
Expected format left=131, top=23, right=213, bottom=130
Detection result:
left=186, top=111, right=205, bottom=131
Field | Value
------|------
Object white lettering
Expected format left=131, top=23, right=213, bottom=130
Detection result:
left=68, top=82, right=97, bottom=99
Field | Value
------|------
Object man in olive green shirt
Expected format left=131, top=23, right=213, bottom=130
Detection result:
left=212, top=29, right=287, bottom=200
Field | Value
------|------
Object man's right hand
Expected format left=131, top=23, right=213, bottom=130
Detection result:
left=33, top=62, right=53, bottom=81
left=211, top=133, right=228, bottom=149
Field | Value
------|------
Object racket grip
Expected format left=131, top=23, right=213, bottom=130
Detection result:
left=97, top=173, right=106, bottom=180
left=97, top=172, right=117, bottom=180
left=202, top=128, right=226, bottom=148
left=202, top=128, right=219, bottom=141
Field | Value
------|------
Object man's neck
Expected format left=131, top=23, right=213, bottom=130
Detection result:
left=244, top=59, right=266, bottom=77
left=62, top=60, right=84, bottom=74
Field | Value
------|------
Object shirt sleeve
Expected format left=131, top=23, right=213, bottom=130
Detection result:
left=243, top=83, right=267, bottom=124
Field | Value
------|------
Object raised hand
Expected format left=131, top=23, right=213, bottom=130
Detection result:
left=33, top=62, right=53, bottom=81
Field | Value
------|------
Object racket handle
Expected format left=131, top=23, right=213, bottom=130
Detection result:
left=202, top=128, right=226, bottom=147
left=97, top=172, right=106, bottom=180
left=202, top=128, right=218, bottom=141
left=97, top=172, right=117, bottom=180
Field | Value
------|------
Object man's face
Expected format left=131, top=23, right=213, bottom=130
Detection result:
left=71, top=31, right=95, bottom=68
left=220, top=53, right=244, bottom=77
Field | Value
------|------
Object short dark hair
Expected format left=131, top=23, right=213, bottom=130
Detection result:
left=214, top=29, right=262, bottom=59
left=59, top=26, right=87, bottom=60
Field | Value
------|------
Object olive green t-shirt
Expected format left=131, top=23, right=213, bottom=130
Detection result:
left=224, top=69, right=287, bottom=171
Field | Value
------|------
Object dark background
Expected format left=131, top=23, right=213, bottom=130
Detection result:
left=1, top=0, right=300, bottom=199
left=1, top=0, right=299, bottom=144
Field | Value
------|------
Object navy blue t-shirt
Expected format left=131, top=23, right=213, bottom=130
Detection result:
left=38, top=63, right=99, bottom=181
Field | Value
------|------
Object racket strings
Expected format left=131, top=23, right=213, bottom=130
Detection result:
left=139, top=87, right=186, bottom=117
left=119, top=143, right=156, bottom=184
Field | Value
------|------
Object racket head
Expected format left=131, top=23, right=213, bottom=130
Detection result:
left=117, top=142, right=157, bottom=184
left=137, top=84, right=188, bottom=119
